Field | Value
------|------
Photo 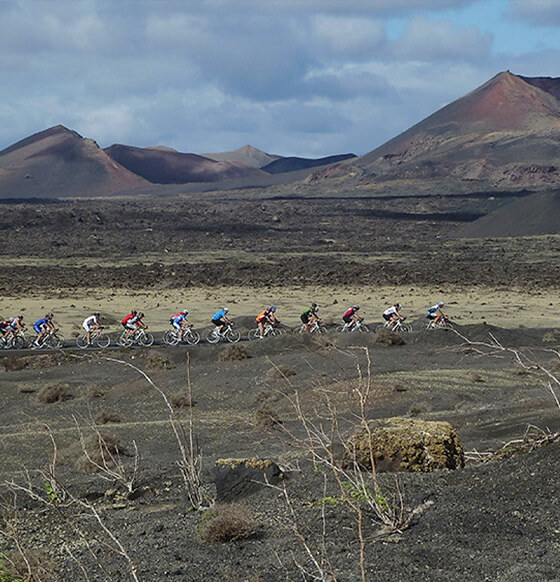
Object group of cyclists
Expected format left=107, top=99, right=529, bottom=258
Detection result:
left=0, top=301, right=450, bottom=348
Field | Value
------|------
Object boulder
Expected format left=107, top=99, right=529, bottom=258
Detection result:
left=214, top=458, right=284, bottom=502
left=346, top=417, right=464, bottom=472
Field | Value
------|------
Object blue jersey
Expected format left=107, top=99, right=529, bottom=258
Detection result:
left=34, top=318, right=48, bottom=328
left=172, top=314, right=185, bottom=324
left=212, top=310, right=227, bottom=320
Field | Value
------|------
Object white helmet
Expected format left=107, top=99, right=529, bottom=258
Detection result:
left=438, top=301, right=444, bottom=307
left=183, top=309, right=189, bottom=315
left=223, top=307, right=229, bottom=313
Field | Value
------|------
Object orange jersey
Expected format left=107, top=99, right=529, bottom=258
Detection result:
left=256, top=310, right=269, bottom=323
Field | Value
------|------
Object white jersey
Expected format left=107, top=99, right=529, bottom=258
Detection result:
left=383, top=306, right=398, bottom=317
left=83, top=315, right=98, bottom=330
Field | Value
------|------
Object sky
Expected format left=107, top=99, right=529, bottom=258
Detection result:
left=0, top=0, right=559, bottom=158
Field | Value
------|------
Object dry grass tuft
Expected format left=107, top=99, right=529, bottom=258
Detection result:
left=1, top=548, right=59, bottom=581
left=375, top=328, right=406, bottom=346
left=95, top=410, right=123, bottom=424
left=199, top=503, right=257, bottom=543
left=219, top=345, right=250, bottom=361
left=62, top=431, right=126, bottom=474
left=170, top=391, right=193, bottom=409
left=35, top=383, right=72, bottom=404
left=255, top=405, right=282, bottom=429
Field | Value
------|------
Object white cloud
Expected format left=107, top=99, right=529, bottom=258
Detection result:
left=309, top=15, right=386, bottom=61
left=392, top=16, right=493, bottom=62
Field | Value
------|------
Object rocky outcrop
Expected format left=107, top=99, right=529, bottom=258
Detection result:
left=346, top=417, right=464, bottom=473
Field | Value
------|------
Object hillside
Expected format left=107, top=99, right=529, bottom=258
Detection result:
left=321, top=71, right=560, bottom=191
left=104, top=144, right=269, bottom=184
left=262, top=153, right=357, bottom=174
left=201, top=144, right=281, bottom=168
left=0, top=126, right=148, bottom=198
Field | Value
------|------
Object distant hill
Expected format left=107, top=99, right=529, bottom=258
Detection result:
left=104, top=144, right=268, bottom=184
left=349, top=71, right=560, bottom=190
left=453, top=190, right=560, bottom=238
left=202, top=145, right=281, bottom=168
left=0, top=126, right=148, bottom=198
left=262, top=153, right=357, bottom=174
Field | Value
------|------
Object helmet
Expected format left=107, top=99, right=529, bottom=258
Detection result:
left=311, top=302, right=317, bottom=308
left=270, top=306, right=277, bottom=312
left=223, top=307, right=229, bottom=313
left=396, top=303, right=401, bottom=309
left=183, top=309, right=189, bottom=315
left=138, top=312, right=144, bottom=317
left=46, top=313, right=53, bottom=319
left=94, top=312, right=100, bottom=316
left=18, top=315, right=23, bottom=320
left=132, top=310, right=137, bottom=315
left=438, top=302, right=444, bottom=307
left=352, top=305, right=360, bottom=310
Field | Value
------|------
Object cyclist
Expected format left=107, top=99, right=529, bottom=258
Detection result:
left=5, top=315, right=26, bottom=339
left=121, top=310, right=138, bottom=339
left=82, top=312, right=101, bottom=346
left=256, top=306, right=278, bottom=338
left=300, top=303, right=321, bottom=332
left=426, top=301, right=447, bottom=328
left=170, top=309, right=191, bottom=341
left=32, top=313, right=55, bottom=346
left=382, top=303, right=405, bottom=329
left=342, top=305, right=362, bottom=330
left=211, top=307, right=232, bottom=335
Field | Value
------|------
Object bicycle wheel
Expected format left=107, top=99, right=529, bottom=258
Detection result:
left=76, top=334, right=89, bottom=349
left=49, top=334, right=65, bottom=349
left=205, top=329, right=221, bottom=344
left=335, top=325, right=347, bottom=333
left=95, top=334, right=111, bottom=348
left=118, top=332, right=133, bottom=347
left=185, top=330, right=200, bottom=345
left=12, top=335, right=26, bottom=349
left=248, top=329, right=261, bottom=341
left=163, top=330, right=179, bottom=346
left=139, top=332, right=154, bottom=347
left=225, top=329, right=241, bottom=343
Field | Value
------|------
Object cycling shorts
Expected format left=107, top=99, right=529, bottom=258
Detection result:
left=383, top=313, right=393, bottom=321
left=343, top=315, right=353, bottom=323
left=33, top=323, right=45, bottom=334
left=126, top=322, right=137, bottom=330
left=300, top=313, right=310, bottom=324
left=83, top=322, right=95, bottom=332
left=212, top=318, right=224, bottom=327
left=172, top=320, right=182, bottom=330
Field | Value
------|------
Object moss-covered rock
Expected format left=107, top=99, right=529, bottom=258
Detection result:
left=346, top=417, right=464, bottom=472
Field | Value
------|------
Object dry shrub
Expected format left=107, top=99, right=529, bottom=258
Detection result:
left=1, top=548, right=59, bottom=581
left=220, top=345, right=250, bottom=361
left=95, top=410, right=123, bottom=424
left=375, top=328, right=406, bottom=346
left=199, top=503, right=257, bottom=543
left=88, top=385, right=107, bottom=399
left=147, top=354, right=175, bottom=369
left=265, top=366, right=296, bottom=381
left=63, top=431, right=126, bottom=473
left=2, top=353, right=68, bottom=372
left=312, top=334, right=339, bottom=350
left=170, top=391, right=193, bottom=409
left=35, top=383, right=72, bottom=404
left=255, top=405, right=282, bottom=429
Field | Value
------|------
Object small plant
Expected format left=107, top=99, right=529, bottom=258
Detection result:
left=35, top=383, right=72, bottom=404
left=199, top=503, right=257, bottom=543
left=220, top=344, right=250, bottom=361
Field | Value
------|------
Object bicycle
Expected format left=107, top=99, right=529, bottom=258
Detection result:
left=336, top=319, right=370, bottom=333
left=118, top=327, right=155, bottom=347
left=30, top=329, right=65, bottom=349
left=425, top=317, right=454, bottom=330
left=205, top=323, right=241, bottom=344
left=163, top=326, right=201, bottom=346
left=76, top=327, right=111, bottom=349
left=247, top=322, right=285, bottom=341
left=375, top=319, right=411, bottom=333
left=0, top=329, right=26, bottom=349
left=295, top=320, right=327, bottom=334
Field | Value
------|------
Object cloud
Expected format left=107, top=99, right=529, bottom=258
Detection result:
left=507, top=0, right=560, bottom=26
left=392, top=16, right=493, bottom=62
left=308, top=15, right=386, bottom=62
